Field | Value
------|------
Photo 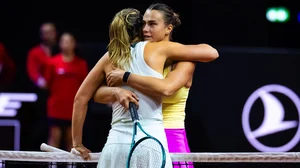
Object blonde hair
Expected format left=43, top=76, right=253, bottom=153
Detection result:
left=108, top=8, right=143, bottom=70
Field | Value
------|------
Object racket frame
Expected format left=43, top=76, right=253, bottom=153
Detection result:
left=126, top=102, right=166, bottom=168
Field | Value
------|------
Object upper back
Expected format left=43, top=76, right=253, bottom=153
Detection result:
left=110, top=41, right=165, bottom=124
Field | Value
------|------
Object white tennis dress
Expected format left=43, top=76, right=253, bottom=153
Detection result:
left=97, top=41, right=172, bottom=168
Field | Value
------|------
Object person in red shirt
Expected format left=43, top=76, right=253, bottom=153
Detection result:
left=27, top=22, right=58, bottom=89
left=26, top=22, right=58, bottom=151
left=45, top=32, right=88, bottom=151
left=0, top=42, right=16, bottom=90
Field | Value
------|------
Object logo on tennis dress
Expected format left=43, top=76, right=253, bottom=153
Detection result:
left=242, top=84, right=300, bottom=152
left=57, top=68, right=65, bottom=74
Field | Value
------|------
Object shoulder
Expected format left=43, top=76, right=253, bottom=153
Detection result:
left=94, top=52, right=110, bottom=70
left=100, top=51, right=110, bottom=62
left=52, top=54, right=61, bottom=59
left=135, top=41, right=148, bottom=46
left=49, top=54, right=62, bottom=63
left=28, top=45, right=41, bottom=54
left=88, top=51, right=110, bottom=74
left=146, top=41, right=179, bottom=50
left=89, top=52, right=110, bottom=68
left=145, top=41, right=176, bottom=56
left=28, top=45, right=45, bottom=58
left=147, top=40, right=177, bottom=45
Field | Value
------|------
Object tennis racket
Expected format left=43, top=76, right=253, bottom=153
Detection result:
left=126, top=102, right=166, bottom=168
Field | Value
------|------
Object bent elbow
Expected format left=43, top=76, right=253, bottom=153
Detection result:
left=162, top=86, right=176, bottom=97
left=92, top=92, right=110, bottom=104
left=210, top=48, right=219, bottom=60
left=92, top=94, right=101, bottom=103
left=203, top=48, right=219, bottom=62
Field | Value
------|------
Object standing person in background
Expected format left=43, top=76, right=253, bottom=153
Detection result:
left=27, top=22, right=58, bottom=89
left=45, top=32, right=88, bottom=151
left=26, top=22, right=59, bottom=150
left=0, top=42, right=16, bottom=90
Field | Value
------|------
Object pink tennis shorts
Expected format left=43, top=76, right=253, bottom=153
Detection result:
left=165, top=128, right=194, bottom=168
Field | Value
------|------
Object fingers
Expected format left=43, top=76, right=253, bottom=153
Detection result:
left=107, top=77, right=112, bottom=86
left=106, top=72, right=117, bottom=87
left=124, top=100, right=138, bottom=110
left=107, top=75, right=115, bottom=87
left=106, top=73, right=111, bottom=84
left=131, top=99, right=139, bottom=109
left=131, top=92, right=139, bottom=102
left=122, top=100, right=130, bottom=109
left=106, top=69, right=127, bottom=87
left=106, top=71, right=112, bottom=82
left=122, top=99, right=137, bottom=110
left=106, top=71, right=112, bottom=77
left=106, top=72, right=115, bottom=85
left=73, top=146, right=91, bottom=161
left=130, top=93, right=139, bottom=109
left=86, top=148, right=92, bottom=153
left=128, top=93, right=139, bottom=109
left=82, top=152, right=91, bottom=160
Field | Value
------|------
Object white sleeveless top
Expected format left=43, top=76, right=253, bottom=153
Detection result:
left=98, top=41, right=172, bottom=168
left=110, top=41, right=164, bottom=125
left=104, top=41, right=168, bottom=145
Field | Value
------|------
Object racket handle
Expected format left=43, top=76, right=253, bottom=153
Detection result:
left=129, top=102, right=139, bottom=121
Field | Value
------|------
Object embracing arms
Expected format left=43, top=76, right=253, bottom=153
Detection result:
left=104, top=61, right=195, bottom=97
left=152, top=41, right=219, bottom=63
left=94, top=61, right=195, bottom=105
left=94, top=42, right=217, bottom=106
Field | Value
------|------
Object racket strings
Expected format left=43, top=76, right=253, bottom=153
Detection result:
left=129, top=138, right=164, bottom=168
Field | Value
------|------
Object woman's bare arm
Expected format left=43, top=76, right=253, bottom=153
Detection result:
left=153, top=41, right=219, bottom=63
left=93, top=84, right=139, bottom=107
left=92, top=84, right=116, bottom=104
left=106, top=61, right=196, bottom=97
left=71, top=53, right=109, bottom=159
